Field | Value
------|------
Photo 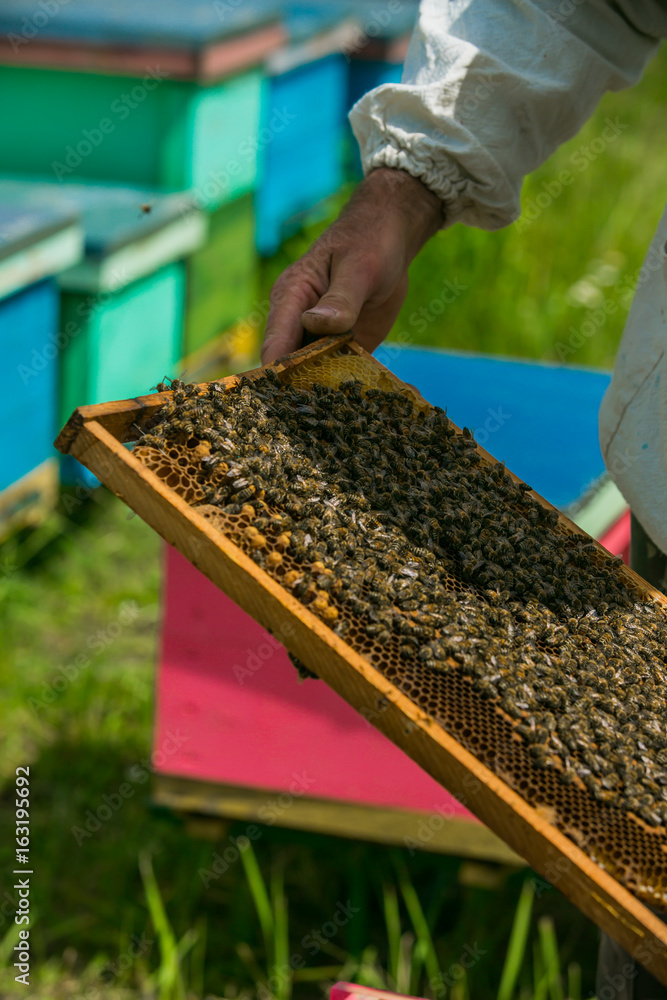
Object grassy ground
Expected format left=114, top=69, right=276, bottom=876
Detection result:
left=3, top=37, right=667, bottom=1000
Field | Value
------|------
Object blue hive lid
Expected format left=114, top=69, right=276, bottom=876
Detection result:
left=0, top=203, right=77, bottom=262
left=0, top=202, right=83, bottom=300
left=0, top=178, right=206, bottom=292
left=0, top=0, right=283, bottom=48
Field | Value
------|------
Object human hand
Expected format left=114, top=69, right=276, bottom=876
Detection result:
left=261, top=168, right=443, bottom=363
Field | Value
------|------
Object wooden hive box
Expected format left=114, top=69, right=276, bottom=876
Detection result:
left=255, top=7, right=357, bottom=256
left=343, top=0, right=416, bottom=178
left=0, top=0, right=285, bottom=206
left=55, top=336, right=667, bottom=983
left=0, top=202, right=82, bottom=536
left=0, top=179, right=206, bottom=484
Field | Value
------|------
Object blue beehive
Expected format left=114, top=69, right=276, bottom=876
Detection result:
left=0, top=178, right=207, bottom=486
left=345, top=0, right=417, bottom=107
left=255, top=4, right=356, bottom=255
left=345, top=0, right=418, bottom=178
left=0, top=204, right=83, bottom=534
left=375, top=344, right=614, bottom=511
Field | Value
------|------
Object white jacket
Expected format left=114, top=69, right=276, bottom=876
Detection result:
left=349, top=0, right=667, bottom=552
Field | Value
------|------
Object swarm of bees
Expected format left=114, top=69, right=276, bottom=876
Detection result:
left=135, top=369, right=667, bottom=834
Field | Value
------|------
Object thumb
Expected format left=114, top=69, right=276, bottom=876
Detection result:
left=302, top=254, right=376, bottom=335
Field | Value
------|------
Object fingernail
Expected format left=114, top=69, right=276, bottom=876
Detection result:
left=304, top=306, right=339, bottom=318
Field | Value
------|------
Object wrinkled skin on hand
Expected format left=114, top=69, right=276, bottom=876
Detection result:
left=261, top=167, right=444, bottom=363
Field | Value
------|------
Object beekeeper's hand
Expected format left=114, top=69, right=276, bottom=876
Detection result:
left=261, top=168, right=443, bottom=363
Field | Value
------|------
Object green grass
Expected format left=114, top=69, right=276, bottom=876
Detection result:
left=5, top=38, right=667, bottom=1000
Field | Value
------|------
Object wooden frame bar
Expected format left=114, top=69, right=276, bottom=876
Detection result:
left=152, top=773, right=523, bottom=865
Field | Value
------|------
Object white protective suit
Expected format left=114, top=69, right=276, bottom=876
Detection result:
left=349, top=0, right=667, bottom=552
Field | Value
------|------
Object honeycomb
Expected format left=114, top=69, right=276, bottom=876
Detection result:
left=132, top=345, right=667, bottom=911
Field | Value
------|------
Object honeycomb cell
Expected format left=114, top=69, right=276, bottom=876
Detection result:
left=131, top=352, right=667, bottom=912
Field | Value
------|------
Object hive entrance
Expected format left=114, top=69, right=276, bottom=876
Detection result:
left=131, top=345, right=667, bottom=913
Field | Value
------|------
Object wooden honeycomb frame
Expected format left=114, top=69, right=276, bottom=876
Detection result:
left=56, top=335, right=667, bottom=981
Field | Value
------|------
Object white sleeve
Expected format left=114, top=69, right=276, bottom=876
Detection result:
left=349, top=0, right=666, bottom=230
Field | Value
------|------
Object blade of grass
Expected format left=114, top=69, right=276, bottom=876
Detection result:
left=307, top=939, right=350, bottom=962
left=412, top=938, right=430, bottom=996
left=538, top=917, right=564, bottom=1000
left=451, top=968, right=469, bottom=1000
left=567, top=962, right=581, bottom=1000
left=355, top=945, right=390, bottom=990
left=240, top=841, right=274, bottom=963
left=270, top=864, right=290, bottom=1000
left=237, top=941, right=269, bottom=994
left=188, top=916, right=207, bottom=1000
left=533, top=941, right=549, bottom=1000
left=497, top=880, right=534, bottom=1000
left=175, top=927, right=198, bottom=965
left=533, top=939, right=549, bottom=1000
left=396, top=931, right=416, bottom=996
left=382, top=882, right=402, bottom=988
left=139, top=851, right=186, bottom=1000
left=392, top=854, right=441, bottom=994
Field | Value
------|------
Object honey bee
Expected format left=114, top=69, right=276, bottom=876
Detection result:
left=135, top=365, right=667, bottom=847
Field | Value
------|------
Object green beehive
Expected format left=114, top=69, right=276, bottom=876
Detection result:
left=59, top=262, right=187, bottom=425
left=0, top=66, right=265, bottom=210
left=183, top=193, right=258, bottom=361
left=0, top=1, right=285, bottom=208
